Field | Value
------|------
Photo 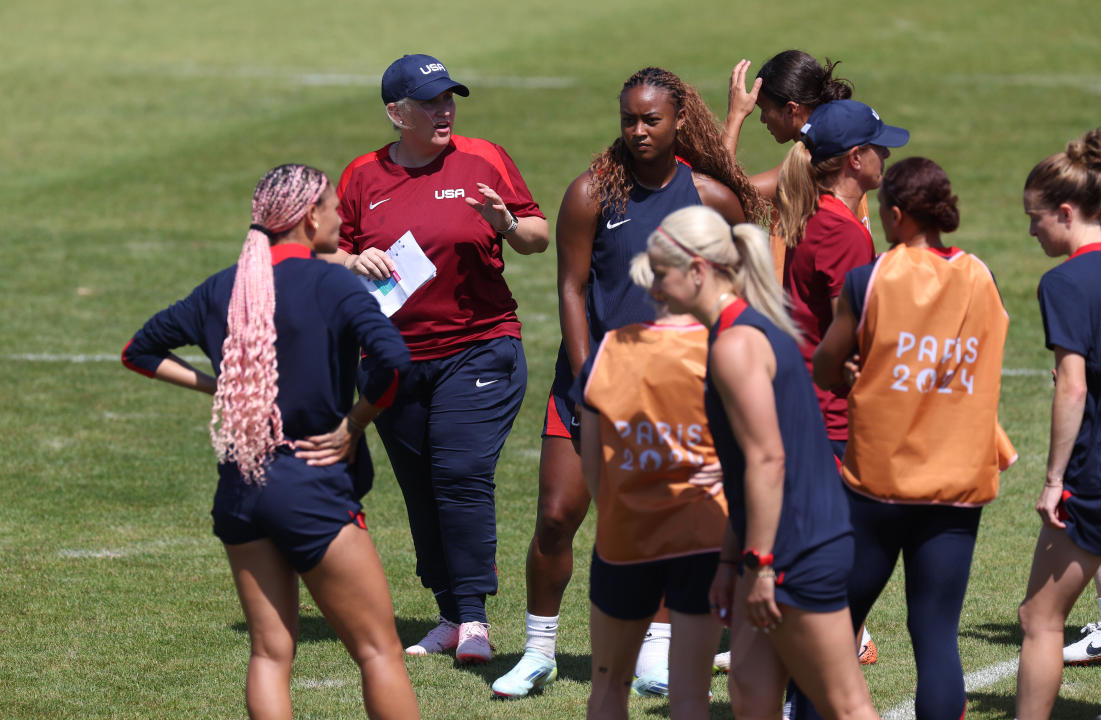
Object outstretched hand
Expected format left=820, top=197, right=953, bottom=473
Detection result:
left=465, top=183, right=514, bottom=233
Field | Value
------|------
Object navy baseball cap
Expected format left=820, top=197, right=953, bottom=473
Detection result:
left=380, top=54, right=470, bottom=104
left=799, top=100, right=909, bottom=162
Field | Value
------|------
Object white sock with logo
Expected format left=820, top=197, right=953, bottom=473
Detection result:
left=525, top=612, right=558, bottom=659
left=635, top=622, right=671, bottom=677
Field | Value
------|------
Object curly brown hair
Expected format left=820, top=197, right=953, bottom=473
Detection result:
left=588, top=67, right=769, bottom=224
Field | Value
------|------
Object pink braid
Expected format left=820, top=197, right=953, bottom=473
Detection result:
left=210, top=164, right=329, bottom=484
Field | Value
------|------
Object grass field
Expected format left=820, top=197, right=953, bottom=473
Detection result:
left=2, top=0, right=1101, bottom=717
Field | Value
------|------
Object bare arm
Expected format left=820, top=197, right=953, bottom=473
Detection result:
left=294, top=395, right=384, bottom=467
left=556, top=172, right=600, bottom=375
left=813, top=291, right=859, bottom=390
left=693, top=173, right=747, bottom=226
left=1038, top=347, right=1088, bottom=527
left=710, top=324, right=785, bottom=627
left=152, top=354, right=216, bottom=395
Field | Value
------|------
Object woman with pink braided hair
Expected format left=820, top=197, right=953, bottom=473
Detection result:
left=123, top=164, right=418, bottom=719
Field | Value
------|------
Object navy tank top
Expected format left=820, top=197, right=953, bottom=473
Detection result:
left=705, top=300, right=852, bottom=567
left=586, top=160, right=702, bottom=346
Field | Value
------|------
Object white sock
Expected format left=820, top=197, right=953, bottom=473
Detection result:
left=635, top=622, right=671, bottom=677
left=524, top=612, right=558, bottom=659
left=861, top=625, right=872, bottom=645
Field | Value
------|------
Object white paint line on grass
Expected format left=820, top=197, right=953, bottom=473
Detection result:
left=7, top=353, right=206, bottom=363
left=882, top=658, right=1019, bottom=720
left=4, top=354, right=1054, bottom=378
left=58, top=538, right=203, bottom=560
left=143, top=64, right=577, bottom=90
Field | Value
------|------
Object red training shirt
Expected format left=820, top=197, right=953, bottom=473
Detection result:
left=784, top=194, right=875, bottom=441
left=338, top=136, right=545, bottom=360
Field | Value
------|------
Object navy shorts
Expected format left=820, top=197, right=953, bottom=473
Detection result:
left=542, top=344, right=578, bottom=440
left=1062, top=489, right=1101, bottom=556
left=767, top=533, right=854, bottom=614
left=590, top=547, right=720, bottom=619
left=211, top=449, right=363, bottom=574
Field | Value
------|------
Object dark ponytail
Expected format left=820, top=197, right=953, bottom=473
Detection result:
left=756, top=50, right=854, bottom=110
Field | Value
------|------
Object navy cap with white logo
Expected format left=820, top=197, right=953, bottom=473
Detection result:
left=380, top=54, right=470, bottom=104
left=799, top=99, right=909, bottom=162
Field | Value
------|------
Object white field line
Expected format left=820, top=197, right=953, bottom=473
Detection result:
left=137, top=64, right=577, bottom=90
left=881, top=658, right=1019, bottom=720
left=4, top=354, right=1051, bottom=377
left=57, top=537, right=204, bottom=560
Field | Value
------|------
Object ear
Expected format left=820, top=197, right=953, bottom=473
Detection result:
left=847, top=146, right=863, bottom=171
left=889, top=205, right=903, bottom=227
left=1057, top=202, right=1076, bottom=226
left=304, top=202, right=320, bottom=232
left=789, top=102, right=811, bottom=126
left=385, top=102, right=407, bottom=129
left=675, top=107, right=686, bottom=132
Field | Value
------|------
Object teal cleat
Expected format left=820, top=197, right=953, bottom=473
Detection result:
left=491, top=648, right=558, bottom=698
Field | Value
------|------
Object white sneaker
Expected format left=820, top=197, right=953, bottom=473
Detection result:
left=713, top=650, right=731, bottom=674
left=1063, top=621, right=1101, bottom=665
left=630, top=667, right=669, bottom=698
left=456, top=621, right=492, bottom=664
left=405, top=616, right=459, bottom=656
left=491, top=648, right=558, bottom=698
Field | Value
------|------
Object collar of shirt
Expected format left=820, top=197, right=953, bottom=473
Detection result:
left=270, top=243, right=313, bottom=265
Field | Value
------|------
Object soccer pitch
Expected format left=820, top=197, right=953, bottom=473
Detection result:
left=2, top=0, right=1100, bottom=717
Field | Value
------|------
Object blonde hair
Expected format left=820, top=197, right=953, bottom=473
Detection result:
left=776, top=141, right=848, bottom=246
left=643, top=206, right=800, bottom=340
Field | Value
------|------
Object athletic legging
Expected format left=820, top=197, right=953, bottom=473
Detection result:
left=793, top=488, right=981, bottom=720
left=850, top=488, right=981, bottom=719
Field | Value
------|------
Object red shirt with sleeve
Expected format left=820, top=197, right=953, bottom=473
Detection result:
left=784, top=194, right=875, bottom=441
left=337, top=136, right=545, bottom=360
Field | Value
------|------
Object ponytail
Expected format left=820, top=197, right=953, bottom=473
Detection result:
left=776, top=141, right=848, bottom=247
left=730, top=223, right=800, bottom=341
left=210, top=164, right=329, bottom=484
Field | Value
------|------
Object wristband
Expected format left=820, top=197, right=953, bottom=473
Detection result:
left=741, top=548, right=774, bottom=570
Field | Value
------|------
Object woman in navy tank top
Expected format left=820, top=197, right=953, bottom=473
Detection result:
left=493, top=66, right=767, bottom=698
left=1016, top=129, right=1101, bottom=719
left=636, top=205, right=878, bottom=720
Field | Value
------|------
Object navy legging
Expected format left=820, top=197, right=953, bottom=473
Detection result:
left=794, top=488, right=981, bottom=720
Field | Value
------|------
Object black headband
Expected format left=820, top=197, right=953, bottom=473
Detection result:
left=249, top=223, right=274, bottom=239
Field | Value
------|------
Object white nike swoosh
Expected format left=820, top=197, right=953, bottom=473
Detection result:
left=369, top=198, right=391, bottom=210
left=606, top=219, right=631, bottom=230
left=475, top=378, right=500, bottom=388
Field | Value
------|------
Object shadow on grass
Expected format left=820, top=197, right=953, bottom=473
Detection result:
left=231, top=615, right=340, bottom=643
left=961, top=620, right=1093, bottom=650
left=967, top=689, right=1101, bottom=719
left=960, top=620, right=1023, bottom=648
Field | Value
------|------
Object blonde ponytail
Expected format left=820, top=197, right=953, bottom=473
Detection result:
left=730, top=224, right=800, bottom=340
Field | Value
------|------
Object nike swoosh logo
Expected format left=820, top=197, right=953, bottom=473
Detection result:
left=475, top=378, right=500, bottom=388
left=1088, top=642, right=1101, bottom=656
left=369, top=198, right=391, bottom=210
left=606, top=219, right=631, bottom=230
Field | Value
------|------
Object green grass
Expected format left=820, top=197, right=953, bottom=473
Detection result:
left=3, top=0, right=1101, bottom=717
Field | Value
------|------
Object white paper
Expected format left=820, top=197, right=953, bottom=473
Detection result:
left=360, top=231, right=437, bottom=317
